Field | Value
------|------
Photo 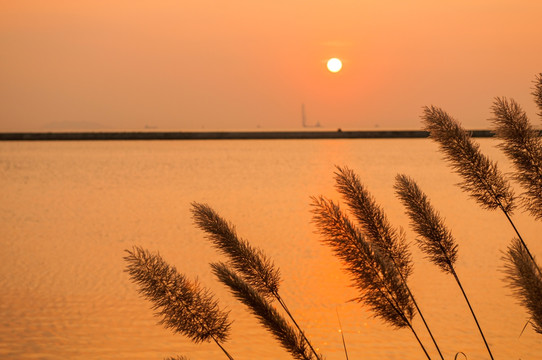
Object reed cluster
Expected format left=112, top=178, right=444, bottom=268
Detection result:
left=124, top=73, right=542, bottom=359
left=125, top=203, right=323, bottom=360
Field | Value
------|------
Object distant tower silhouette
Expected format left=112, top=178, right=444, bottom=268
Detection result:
left=301, top=104, right=321, bottom=128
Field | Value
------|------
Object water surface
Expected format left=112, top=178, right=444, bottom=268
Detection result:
left=1, top=139, right=541, bottom=359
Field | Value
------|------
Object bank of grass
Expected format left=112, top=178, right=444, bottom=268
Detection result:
left=124, top=73, right=542, bottom=359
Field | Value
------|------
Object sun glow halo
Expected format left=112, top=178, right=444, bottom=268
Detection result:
left=326, top=58, right=342, bottom=73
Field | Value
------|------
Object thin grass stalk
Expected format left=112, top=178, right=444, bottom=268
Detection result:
left=333, top=166, right=443, bottom=360
left=124, top=246, right=234, bottom=360
left=311, top=196, right=432, bottom=360
left=212, top=262, right=319, bottom=360
left=498, top=200, right=542, bottom=280
left=335, top=308, right=349, bottom=360
left=273, top=293, right=322, bottom=359
left=503, top=238, right=542, bottom=334
left=450, top=268, right=494, bottom=360
left=395, top=174, right=495, bottom=360
left=191, top=202, right=322, bottom=359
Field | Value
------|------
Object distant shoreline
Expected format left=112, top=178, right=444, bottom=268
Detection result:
left=0, top=130, right=496, bottom=141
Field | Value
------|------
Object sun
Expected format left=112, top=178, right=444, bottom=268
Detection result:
left=326, top=58, right=342, bottom=73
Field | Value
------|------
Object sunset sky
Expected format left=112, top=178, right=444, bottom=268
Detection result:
left=1, top=0, right=541, bottom=132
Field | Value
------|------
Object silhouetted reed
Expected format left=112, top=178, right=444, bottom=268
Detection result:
left=311, top=196, right=432, bottom=359
left=191, top=202, right=280, bottom=298
left=212, top=262, right=321, bottom=360
left=394, top=175, right=457, bottom=274
left=395, top=174, right=495, bottom=360
left=491, top=97, right=542, bottom=220
left=422, top=105, right=516, bottom=213
left=124, top=74, right=542, bottom=359
left=124, top=246, right=234, bottom=359
left=423, top=103, right=542, bottom=275
left=503, top=238, right=542, bottom=334
left=334, top=166, right=413, bottom=278
left=423, top=87, right=542, bottom=306
left=333, top=166, right=443, bottom=360
left=191, top=202, right=322, bottom=359
left=534, top=73, right=542, bottom=117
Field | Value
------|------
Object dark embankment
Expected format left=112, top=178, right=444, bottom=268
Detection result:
left=0, top=130, right=496, bottom=141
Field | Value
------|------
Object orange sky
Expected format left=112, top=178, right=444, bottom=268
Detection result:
left=1, top=0, right=541, bottom=131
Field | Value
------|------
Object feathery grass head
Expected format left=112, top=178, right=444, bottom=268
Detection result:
left=191, top=202, right=281, bottom=298
left=422, top=105, right=516, bottom=213
left=394, top=174, right=458, bottom=274
left=533, top=73, right=542, bottom=118
left=491, top=97, right=542, bottom=220
left=164, top=356, right=191, bottom=360
left=503, top=238, right=542, bottom=334
left=124, top=246, right=232, bottom=344
left=333, top=166, right=413, bottom=280
left=211, top=262, right=321, bottom=360
left=311, top=196, right=415, bottom=329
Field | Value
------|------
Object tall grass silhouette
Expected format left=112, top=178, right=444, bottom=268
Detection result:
left=124, top=73, right=542, bottom=359
left=310, top=196, right=431, bottom=358
left=395, top=174, right=494, bottom=359
left=503, top=238, right=542, bottom=334
left=491, top=96, right=542, bottom=221
left=212, top=262, right=318, bottom=360
left=191, top=202, right=323, bottom=359
left=533, top=73, right=542, bottom=116
left=422, top=77, right=542, bottom=335
left=332, top=166, right=443, bottom=359
left=124, top=246, right=234, bottom=359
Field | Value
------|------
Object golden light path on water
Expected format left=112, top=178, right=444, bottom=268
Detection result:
left=0, top=139, right=541, bottom=359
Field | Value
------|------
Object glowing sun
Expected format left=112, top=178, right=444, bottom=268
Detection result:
left=326, top=58, right=342, bottom=73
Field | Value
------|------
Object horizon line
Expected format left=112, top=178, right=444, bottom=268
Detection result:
left=0, top=129, right=500, bottom=141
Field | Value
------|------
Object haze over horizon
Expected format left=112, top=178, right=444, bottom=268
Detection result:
left=1, top=1, right=541, bottom=132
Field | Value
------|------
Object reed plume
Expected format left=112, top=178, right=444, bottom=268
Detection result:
left=533, top=73, right=542, bottom=117
left=192, top=202, right=321, bottom=359
left=503, top=237, right=542, bottom=335
left=311, top=196, right=414, bottom=328
left=333, top=166, right=443, bottom=359
left=334, top=166, right=413, bottom=279
left=211, top=262, right=321, bottom=360
left=394, top=174, right=458, bottom=273
left=491, top=96, right=542, bottom=220
left=311, top=196, right=434, bottom=359
left=191, top=202, right=280, bottom=298
left=164, top=356, right=190, bottom=360
left=124, top=246, right=234, bottom=359
left=422, top=105, right=516, bottom=213
left=395, top=174, right=495, bottom=359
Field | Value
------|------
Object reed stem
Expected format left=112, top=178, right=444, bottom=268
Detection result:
left=399, top=272, right=444, bottom=360
left=212, top=337, right=235, bottom=360
left=274, top=292, right=322, bottom=360
left=407, top=322, right=433, bottom=360
left=450, top=269, right=494, bottom=360
left=346, top=223, right=432, bottom=360
left=498, top=204, right=542, bottom=279
left=336, top=308, right=349, bottom=360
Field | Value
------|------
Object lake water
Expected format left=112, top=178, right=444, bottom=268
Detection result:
left=1, top=139, right=541, bottom=360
